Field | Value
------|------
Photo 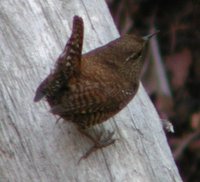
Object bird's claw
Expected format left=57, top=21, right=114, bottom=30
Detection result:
left=78, top=130, right=116, bottom=164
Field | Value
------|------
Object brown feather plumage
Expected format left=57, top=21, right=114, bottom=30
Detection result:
left=34, top=15, right=157, bottom=161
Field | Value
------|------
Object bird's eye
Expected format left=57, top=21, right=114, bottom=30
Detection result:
left=135, top=51, right=142, bottom=58
left=125, top=51, right=142, bottom=62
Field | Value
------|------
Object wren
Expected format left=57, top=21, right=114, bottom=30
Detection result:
left=34, top=15, right=158, bottom=160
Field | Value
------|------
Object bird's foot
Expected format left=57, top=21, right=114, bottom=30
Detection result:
left=78, top=129, right=116, bottom=163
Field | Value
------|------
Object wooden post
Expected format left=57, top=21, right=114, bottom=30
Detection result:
left=0, top=0, right=182, bottom=181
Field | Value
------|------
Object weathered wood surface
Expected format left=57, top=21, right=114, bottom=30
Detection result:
left=0, top=0, right=182, bottom=181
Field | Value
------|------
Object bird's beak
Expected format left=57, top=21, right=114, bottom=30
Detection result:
left=143, top=30, right=160, bottom=41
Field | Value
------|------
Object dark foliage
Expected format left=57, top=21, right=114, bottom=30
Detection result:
left=106, top=0, right=200, bottom=181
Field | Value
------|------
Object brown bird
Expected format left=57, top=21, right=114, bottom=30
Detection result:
left=34, top=15, right=158, bottom=160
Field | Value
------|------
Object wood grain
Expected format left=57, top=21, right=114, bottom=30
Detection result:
left=0, top=0, right=182, bottom=181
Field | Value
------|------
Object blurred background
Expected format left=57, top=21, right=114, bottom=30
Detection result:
left=106, top=0, right=200, bottom=181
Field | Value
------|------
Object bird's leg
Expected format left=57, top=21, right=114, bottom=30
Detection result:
left=55, top=116, right=62, bottom=124
left=78, top=127, right=116, bottom=163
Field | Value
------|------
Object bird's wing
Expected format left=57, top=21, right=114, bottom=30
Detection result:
left=50, top=83, right=119, bottom=116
